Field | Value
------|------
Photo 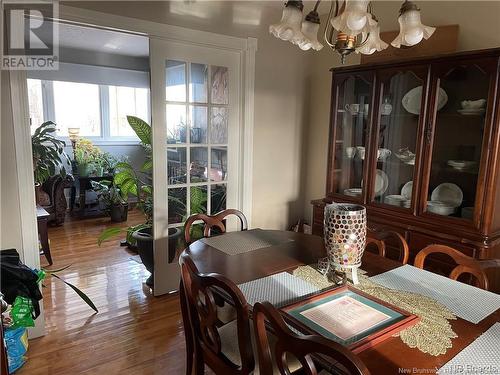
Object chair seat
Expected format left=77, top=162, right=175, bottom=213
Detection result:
left=219, top=320, right=310, bottom=374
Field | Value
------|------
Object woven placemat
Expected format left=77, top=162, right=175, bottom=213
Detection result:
left=293, top=265, right=457, bottom=356
left=200, top=229, right=293, bottom=255
left=438, top=323, right=500, bottom=374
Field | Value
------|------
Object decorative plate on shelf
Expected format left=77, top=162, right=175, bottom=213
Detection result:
left=401, top=181, right=413, bottom=200
left=431, top=183, right=463, bottom=207
left=374, top=169, right=389, bottom=197
left=457, top=108, right=485, bottom=116
left=402, top=86, right=448, bottom=115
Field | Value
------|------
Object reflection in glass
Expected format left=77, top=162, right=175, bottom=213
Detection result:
left=167, top=147, right=187, bottom=184
left=190, top=147, right=208, bottom=182
left=166, top=60, right=186, bottom=102
left=210, top=147, right=227, bottom=182
left=211, top=184, right=227, bottom=214
left=333, top=76, right=372, bottom=198
left=168, top=187, right=186, bottom=224
left=374, top=71, right=422, bottom=209
left=210, top=107, right=228, bottom=144
left=166, top=104, right=187, bottom=144
left=426, top=64, right=488, bottom=219
left=190, top=106, right=207, bottom=144
left=211, top=66, right=228, bottom=104
left=27, top=79, right=44, bottom=135
left=190, top=63, right=208, bottom=103
left=190, top=185, right=207, bottom=214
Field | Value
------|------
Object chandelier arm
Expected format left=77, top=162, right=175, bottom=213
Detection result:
left=323, top=0, right=338, bottom=48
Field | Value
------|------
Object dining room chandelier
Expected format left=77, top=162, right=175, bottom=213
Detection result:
left=269, top=0, right=435, bottom=64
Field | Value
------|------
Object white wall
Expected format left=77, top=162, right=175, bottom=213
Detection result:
left=302, top=0, right=500, bottom=221
left=65, top=1, right=313, bottom=229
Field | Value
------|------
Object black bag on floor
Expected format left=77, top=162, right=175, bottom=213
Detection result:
left=0, top=249, right=42, bottom=319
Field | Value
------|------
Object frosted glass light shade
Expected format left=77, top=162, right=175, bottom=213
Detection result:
left=356, top=18, right=388, bottom=55
left=391, top=9, right=435, bottom=48
left=331, top=0, right=370, bottom=36
left=269, top=5, right=304, bottom=42
left=298, top=20, right=324, bottom=51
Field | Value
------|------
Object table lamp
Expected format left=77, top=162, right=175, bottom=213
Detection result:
left=324, top=203, right=367, bottom=284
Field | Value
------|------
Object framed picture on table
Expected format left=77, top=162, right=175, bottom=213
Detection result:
left=281, top=285, right=419, bottom=353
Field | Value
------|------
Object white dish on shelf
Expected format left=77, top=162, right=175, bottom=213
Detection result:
left=344, top=188, right=362, bottom=197
left=394, top=147, right=416, bottom=165
left=447, top=160, right=477, bottom=170
left=385, top=195, right=411, bottom=208
left=374, top=169, right=389, bottom=197
left=431, top=183, right=463, bottom=207
left=401, top=181, right=413, bottom=200
left=457, top=108, right=485, bottom=115
left=402, top=86, right=448, bottom=115
left=427, top=200, right=456, bottom=216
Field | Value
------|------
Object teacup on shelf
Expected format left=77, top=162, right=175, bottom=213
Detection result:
left=356, top=146, right=366, bottom=160
left=345, top=147, right=357, bottom=159
left=378, top=148, right=391, bottom=161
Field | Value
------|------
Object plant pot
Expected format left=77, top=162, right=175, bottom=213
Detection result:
left=110, top=203, right=128, bottom=223
left=132, top=227, right=182, bottom=287
left=78, top=163, right=92, bottom=177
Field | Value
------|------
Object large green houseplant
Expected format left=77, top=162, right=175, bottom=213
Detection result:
left=31, top=121, right=70, bottom=185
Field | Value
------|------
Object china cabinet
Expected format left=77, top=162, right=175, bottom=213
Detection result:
left=313, top=48, right=500, bottom=289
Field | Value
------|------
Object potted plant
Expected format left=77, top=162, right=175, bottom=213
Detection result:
left=31, top=121, right=70, bottom=202
left=97, top=116, right=182, bottom=287
left=91, top=180, right=129, bottom=222
left=74, top=139, right=102, bottom=177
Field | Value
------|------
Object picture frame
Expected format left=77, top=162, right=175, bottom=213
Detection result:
left=281, top=285, right=419, bottom=353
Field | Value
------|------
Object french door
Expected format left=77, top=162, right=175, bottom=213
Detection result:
left=150, top=37, right=241, bottom=294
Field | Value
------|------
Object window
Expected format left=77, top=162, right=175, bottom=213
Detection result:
left=27, top=78, right=150, bottom=142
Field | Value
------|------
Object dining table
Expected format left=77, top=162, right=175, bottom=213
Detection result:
left=184, top=229, right=500, bottom=374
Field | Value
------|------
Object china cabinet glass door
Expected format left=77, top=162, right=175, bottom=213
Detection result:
left=329, top=72, right=373, bottom=200
left=370, top=68, right=428, bottom=210
left=423, top=58, right=496, bottom=223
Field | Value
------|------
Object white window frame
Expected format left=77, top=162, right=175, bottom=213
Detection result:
left=32, top=78, right=151, bottom=145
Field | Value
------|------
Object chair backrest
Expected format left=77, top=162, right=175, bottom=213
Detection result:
left=253, top=301, right=370, bottom=375
left=366, top=228, right=409, bottom=265
left=184, top=209, right=248, bottom=244
left=414, top=244, right=489, bottom=290
left=179, top=253, right=254, bottom=374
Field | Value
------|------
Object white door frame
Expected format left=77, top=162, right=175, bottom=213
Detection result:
left=11, top=2, right=257, bottom=320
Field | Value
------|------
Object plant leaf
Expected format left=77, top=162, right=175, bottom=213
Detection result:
left=51, top=274, right=98, bottom=313
left=126, top=116, right=151, bottom=145
left=141, top=159, right=153, bottom=172
left=97, top=227, right=124, bottom=246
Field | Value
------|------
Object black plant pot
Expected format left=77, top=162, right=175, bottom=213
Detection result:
left=133, top=227, right=182, bottom=288
left=110, top=203, right=129, bottom=223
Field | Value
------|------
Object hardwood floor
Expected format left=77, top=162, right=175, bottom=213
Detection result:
left=18, top=209, right=187, bottom=375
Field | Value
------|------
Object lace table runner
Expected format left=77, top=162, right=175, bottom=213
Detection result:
left=200, top=229, right=293, bottom=255
left=293, top=265, right=457, bottom=356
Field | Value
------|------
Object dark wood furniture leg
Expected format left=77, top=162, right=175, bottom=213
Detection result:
left=179, top=281, right=194, bottom=375
left=38, top=216, right=52, bottom=265
left=79, top=179, right=86, bottom=213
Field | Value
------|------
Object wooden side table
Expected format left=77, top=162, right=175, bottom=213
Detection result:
left=36, top=205, right=52, bottom=265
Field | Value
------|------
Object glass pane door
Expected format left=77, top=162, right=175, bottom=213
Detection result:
left=372, top=70, right=426, bottom=209
left=149, top=38, right=240, bottom=295
left=425, top=61, right=492, bottom=220
left=332, top=74, right=373, bottom=199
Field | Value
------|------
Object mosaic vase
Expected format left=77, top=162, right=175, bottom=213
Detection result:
left=324, top=203, right=367, bottom=284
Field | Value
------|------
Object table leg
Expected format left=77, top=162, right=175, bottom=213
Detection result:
left=79, top=180, right=86, bottom=214
left=70, top=185, right=76, bottom=211
left=37, top=218, right=52, bottom=265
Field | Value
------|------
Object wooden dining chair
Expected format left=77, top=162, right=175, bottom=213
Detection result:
left=414, top=244, right=490, bottom=290
left=366, top=228, right=409, bottom=265
left=253, top=301, right=370, bottom=375
left=184, top=208, right=248, bottom=244
left=179, top=253, right=255, bottom=375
